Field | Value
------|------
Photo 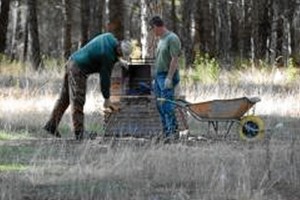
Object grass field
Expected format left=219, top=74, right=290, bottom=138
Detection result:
left=0, top=64, right=299, bottom=200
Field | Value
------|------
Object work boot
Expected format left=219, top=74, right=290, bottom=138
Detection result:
left=163, top=126, right=180, bottom=144
left=75, top=131, right=84, bottom=140
left=75, top=131, right=97, bottom=140
left=151, top=133, right=165, bottom=144
left=43, top=123, right=61, bottom=138
left=164, top=125, right=179, bottom=140
left=163, top=133, right=180, bottom=144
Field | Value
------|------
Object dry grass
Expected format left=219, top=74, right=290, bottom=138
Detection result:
left=0, top=64, right=300, bottom=200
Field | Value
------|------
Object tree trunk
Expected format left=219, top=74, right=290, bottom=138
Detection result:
left=230, top=0, right=240, bottom=57
left=62, top=0, right=72, bottom=59
left=237, top=0, right=245, bottom=58
left=242, top=0, right=252, bottom=59
left=140, top=0, right=162, bottom=59
left=196, top=0, right=210, bottom=54
left=23, top=15, right=29, bottom=62
left=282, top=17, right=291, bottom=67
left=141, top=0, right=149, bottom=59
left=252, top=0, right=270, bottom=62
left=9, top=0, right=26, bottom=61
left=89, top=0, right=105, bottom=38
left=9, top=1, right=18, bottom=59
left=27, top=0, right=42, bottom=70
left=108, top=0, right=124, bottom=40
left=181, top=0, right=194, bottom=68
left=269, top=0, right=279, bottom=66
left=0, top=0, right=11, bottom=54
left=273, top=0, right=286, bottom=66
left=170, top=0, right=177, bottom=33
left=291, top=0, right=300, bottom=64
left=80, top=0, right=90, bottom=47
left=218, top=0, right=231, bottom=67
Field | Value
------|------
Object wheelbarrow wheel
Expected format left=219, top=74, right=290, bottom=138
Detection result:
left=239, top=115, right=265, bottom=141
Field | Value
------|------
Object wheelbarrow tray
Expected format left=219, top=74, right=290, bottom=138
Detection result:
left=182, top=96, right=260, bottom=120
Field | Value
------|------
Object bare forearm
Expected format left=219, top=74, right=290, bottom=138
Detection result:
left=167, top=57, right=179, bottom=79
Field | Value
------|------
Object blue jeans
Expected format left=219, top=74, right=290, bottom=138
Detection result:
left=153, top=71, right=180, bottom=137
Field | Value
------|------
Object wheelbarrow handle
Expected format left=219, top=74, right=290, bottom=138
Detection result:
left=157, top=98, right=190, bottom=108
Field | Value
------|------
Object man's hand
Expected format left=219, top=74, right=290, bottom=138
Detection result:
left=103, top=99, right=120, bottom=111
left=114, top=60, right=129, bottom=70
left=164, top=77, right=172, bottom=89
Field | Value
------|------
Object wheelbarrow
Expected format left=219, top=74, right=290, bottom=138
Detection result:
left=158, top=96, right=265, bottom=140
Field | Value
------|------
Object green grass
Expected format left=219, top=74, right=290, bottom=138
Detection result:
left=0, top=145, right=37, bottom=165
left=0, top=164, right=28, bottom=172
left=0, top=131, right=32, bottom=140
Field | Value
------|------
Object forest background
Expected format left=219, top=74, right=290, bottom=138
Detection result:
left=0, top=0, right=300, bottom=200
left=1, top=0, right=300, bottom=70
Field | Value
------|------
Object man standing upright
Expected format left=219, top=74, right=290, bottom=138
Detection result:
left=149, top=16, right=181, bottom=141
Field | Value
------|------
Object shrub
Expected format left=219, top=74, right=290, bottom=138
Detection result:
left=189, top=52, right=220, bottom=84
left=286, top=58, right=299, bottom=83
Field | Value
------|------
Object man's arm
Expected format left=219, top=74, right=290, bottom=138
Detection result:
left=167, top=56, right=179, bottom=80
left=166, top=35, right=181, bottom=82
left=99, top=67, right=111, bottom=99
left=100, top=64, right=120, bottom=111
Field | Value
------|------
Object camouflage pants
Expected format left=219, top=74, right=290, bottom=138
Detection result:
left=45, top=60, right=87, bottom=134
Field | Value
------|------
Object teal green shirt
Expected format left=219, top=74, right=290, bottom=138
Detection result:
left=155, top=31, right=181, bottom=74
left=70, top=33, right=119, bottom=99
left=71, top=33, right=118, bottom=73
